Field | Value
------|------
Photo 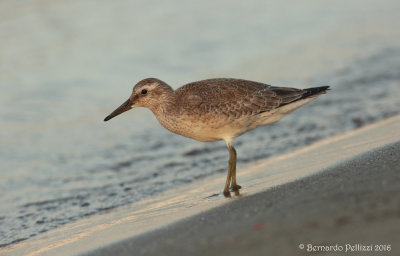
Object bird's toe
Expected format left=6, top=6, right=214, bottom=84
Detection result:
left=223, top=190, right=231, bottom=197
left=231, top=184, right=242, bottom=191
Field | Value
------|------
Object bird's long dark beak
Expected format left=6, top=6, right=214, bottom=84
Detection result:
left=104, top=99, right=132, bottom=121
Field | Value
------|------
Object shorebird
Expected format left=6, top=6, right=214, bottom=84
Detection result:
left=104, top=78, right=329, bottom=196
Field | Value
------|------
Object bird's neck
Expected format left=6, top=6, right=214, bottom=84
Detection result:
left=150, top=89, right=177, bottom=117
left=149, top=90, right=184, bottom=134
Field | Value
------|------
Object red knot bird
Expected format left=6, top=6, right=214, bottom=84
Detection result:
left=104, top=78, right=329, bottom=196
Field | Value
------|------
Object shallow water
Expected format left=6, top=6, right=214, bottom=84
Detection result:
left=1, top=0, right=400, bottom=247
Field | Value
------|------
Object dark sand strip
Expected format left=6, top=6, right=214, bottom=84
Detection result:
left=86, top=141, right=400, bottom=256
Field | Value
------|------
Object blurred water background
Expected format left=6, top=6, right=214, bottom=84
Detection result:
left=1, top=0, right=400, bottom=247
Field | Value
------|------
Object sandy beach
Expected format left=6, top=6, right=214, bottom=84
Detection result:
left=86, top=141, right=400, bottom=256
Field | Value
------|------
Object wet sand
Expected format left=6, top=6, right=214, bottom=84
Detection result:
left=86, top=142, right=400, bottom=256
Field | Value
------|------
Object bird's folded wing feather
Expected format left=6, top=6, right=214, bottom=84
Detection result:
left=177, top=78, right=305, bottom=119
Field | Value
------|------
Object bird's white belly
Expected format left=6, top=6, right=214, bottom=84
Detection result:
left=156, top=114, right=242, bottom=142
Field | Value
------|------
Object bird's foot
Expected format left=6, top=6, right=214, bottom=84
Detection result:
left=231, top=184, right=242, bottom=191
left=223, top=190, right=231, bottom=197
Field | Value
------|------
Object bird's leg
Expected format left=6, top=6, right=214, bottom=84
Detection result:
left=223, top=157, right=232, bottom=197
left=223, top=141, right=241, bottom=196
left=228, top=144, right=241, bottom=191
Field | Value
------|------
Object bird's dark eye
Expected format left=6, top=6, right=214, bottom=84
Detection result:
left=141, top=89, right=148, bottom=95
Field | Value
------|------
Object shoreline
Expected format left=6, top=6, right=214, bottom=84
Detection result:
left=2, top=115, right=400, bottom=256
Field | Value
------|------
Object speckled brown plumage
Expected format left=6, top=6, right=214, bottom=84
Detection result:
left=176, top=78, right=305, bottom=119
left=104, top=78, right=329, bottom=196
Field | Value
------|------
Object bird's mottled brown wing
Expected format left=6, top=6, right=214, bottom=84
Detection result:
left=175, top=78, right=305, bottom=119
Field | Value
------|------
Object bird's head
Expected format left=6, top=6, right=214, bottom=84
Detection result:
left=104, top=78, right=173, bottom=121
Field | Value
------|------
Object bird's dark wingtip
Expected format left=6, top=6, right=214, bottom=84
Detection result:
left=303, top=85, right=330, bottom=97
